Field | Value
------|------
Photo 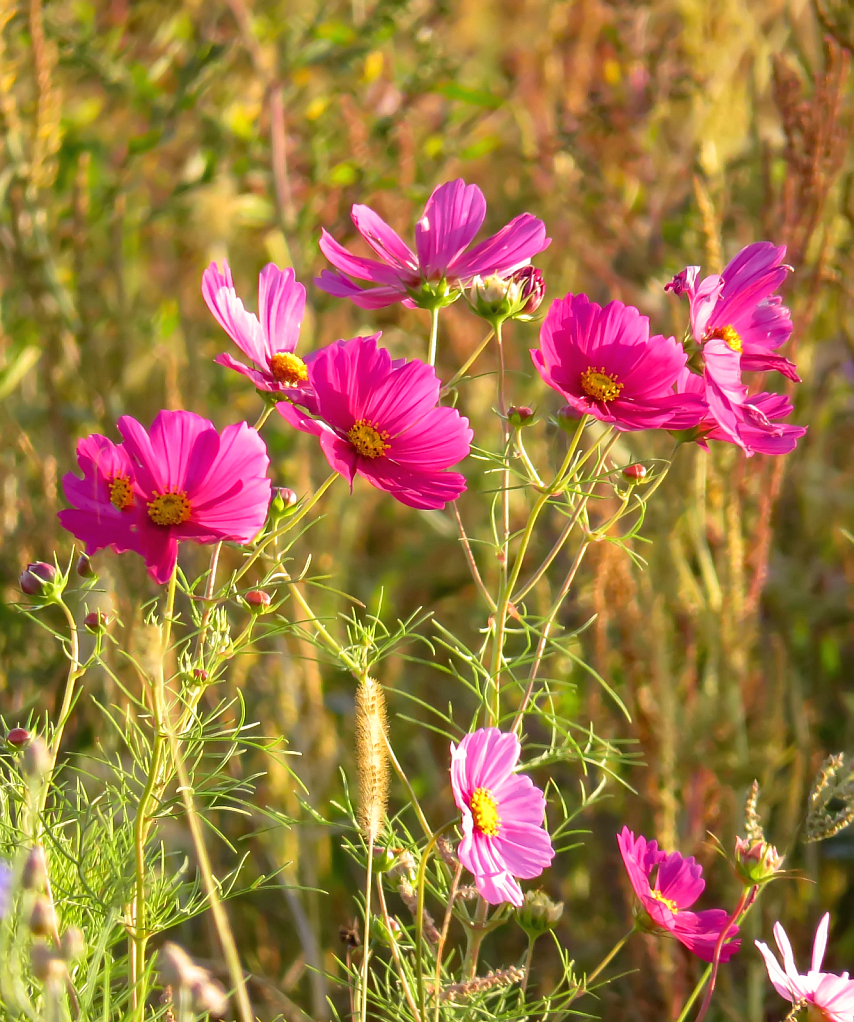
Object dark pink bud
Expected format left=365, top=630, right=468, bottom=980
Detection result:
left=76, top=554, right=95, bottom=578
left=555, top=405, right=582, bottom=431
left=246, top=589, right=272, bottom=612
left=510, top=266, right=545, bottom=313
left=19, top=562, right=56, bottom=595
left=193, top=668, right=209, bottom=682
left=622, top=463, right=648, bottom=482
left=508, top=406, right=535, bottom=427
left=276, top=487, right=298, bottom=507
left=84, top=611, right=110, bottom=632
left=7, top=727, right=32, bottom=748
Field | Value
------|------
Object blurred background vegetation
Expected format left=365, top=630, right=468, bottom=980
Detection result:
left=1, top=0, right=853, bottom=1019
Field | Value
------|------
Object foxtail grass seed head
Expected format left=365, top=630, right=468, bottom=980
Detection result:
left=355, top=676, right=389, bottom=843
left=806, top=754, right=854, bottom=842
left=744, top=779, right=764, bottom=842
left=158, top=942, right=228, bottom=1018
left=442, top=966, right=526, bottom=1002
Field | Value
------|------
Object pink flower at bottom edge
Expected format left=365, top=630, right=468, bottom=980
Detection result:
left=450, top=728, right=554, bottom=907
left=756, top=914, right=854, bottom=1022
left=617, top=827, right=740, bottom=963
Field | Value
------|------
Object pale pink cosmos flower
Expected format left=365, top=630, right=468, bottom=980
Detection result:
left=60, top=411, right=272, bottom=584
left=531, top=293, right=706, bottom=432
left=618, top=828, right=740, bottom=962
left=316, top=179, right=550, bottom=309
left=277, top=335, right=472, bottom=510
left=450, top=728, right=554, bottom=907
left=665, top=241, right=799, bottom=382
left=756, top=914, right=854, bottom=1022
left=203, top=260, right=316, bottom=400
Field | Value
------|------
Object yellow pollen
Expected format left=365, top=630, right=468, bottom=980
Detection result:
left=348, top=419, right=391, bottom=459
left=109, top=475, right=134, bottom=511
left=580, top=366, right=624, bottom=402
left=147, top=490, right=192, bottom=526
left=469, top=787, right=501, bottom=837
left=268, top=351, right=309, bottom=386
left=704, top=324, right=742, bottom=353
left=650, top=889, right=679, bottom=913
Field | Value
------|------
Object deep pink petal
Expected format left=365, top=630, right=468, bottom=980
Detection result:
left=655, top=850, right=704, bottom=909
left=350, top=204, right=418, bottom=273
left=388, top=406, right=472, bottom=471
left=474, top=870, right=524, bottom=907
left=318, top=229, right=408, bottom=286
left=740, top=352, right=800, bottom=382
left=689, top=273, right=724, bottom=340
left=414, top=179, right=486, bottom=279
left=314, top=269, right=410, bottom=309
left=449, top=213, right=550, bottom=281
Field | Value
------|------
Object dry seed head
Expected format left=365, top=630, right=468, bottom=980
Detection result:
left=806, top=753, right=854, bottom=842
left=355, top=676, right=389, bottom=843
left=442, top=966, right=526, bottom=1002
left=744, top=780, right=764, bottom=842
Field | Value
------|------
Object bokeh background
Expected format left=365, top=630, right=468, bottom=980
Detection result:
left=1, top=0, right=853, bottom=1019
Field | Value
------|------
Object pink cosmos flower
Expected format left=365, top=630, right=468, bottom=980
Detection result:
left=316, top=179, right=550, bottom=309
left=203, top=260, right=315, bottom=400
left=276, top=335, right=472, bottom=510
left=531, top=293, right=706, bottom=431
left=676, top=369, right=806, bottom=456
left=60, top=411, right=271, bottom=584
left=450, top=728, right=554, bottom=907
left=617, top=828, right=740, bottom=962
left=665, top=242, right=799, bottom=383
left=756, top=914, right=854, bottom=1022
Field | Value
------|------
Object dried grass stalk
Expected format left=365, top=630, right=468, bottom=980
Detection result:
left=355, top=676, right=389, bottom=843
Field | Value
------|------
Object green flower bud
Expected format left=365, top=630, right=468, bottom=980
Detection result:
left=516, top=889, right=564, bottom=938
left=733, top=836, right=783, bottom=885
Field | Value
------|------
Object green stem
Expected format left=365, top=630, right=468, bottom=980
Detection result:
left=561, top=929, right=633, bottom=1010
left=414, top=823, right=455, bottom=1021
left=360, top=835, right=375, bottom=1022
left=253, top=402, right=276, bottom=431
left=488, top=319, right=511, bottom=725
left=427, top=306, right=440, bottom=366
left=462, top=898, right=489, bottom=980
left=520, top=936, right=536, bottom=998
left=441, top=327, right=494, bottom=392
left=674, top=966, right=712, bottom=1022
left=433, top=861, right=463, bottom=1022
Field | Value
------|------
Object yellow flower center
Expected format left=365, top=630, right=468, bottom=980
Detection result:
left=469, top=787, right=501, bottom=837
left=109, top=475, right=134, bottom=511
left=580, top=366, right=624, bottom=402
left=147, top=490, right=192, bottom=526
left=650, top=889, right=679, bottom=913
left=704, top=324, right=742, bottom=353
left=268, top=352, right=309, bottom=386
left=348, top=419, right=391, bottom=459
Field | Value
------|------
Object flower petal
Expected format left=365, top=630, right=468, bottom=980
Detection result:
left=414, top=179, right=486, bottom=279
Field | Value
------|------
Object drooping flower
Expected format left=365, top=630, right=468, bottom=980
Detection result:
left=531, top=293, right=706, bottom=431
left=60, top=411, right=271, bottom=584
left=316, top=179, right=550, bottom=310
left=276, top=335, right=472, bottom=510
left=756, top=914, right=854, bottom=1022
left=203, top=260, right=315, bottom=400
left=617, top=827, right=740, bottom=962
left=665, top=242, right=799, bottom=382
left=676, top=369, right=806, bottom=456
left=450, top=728, right=554, bottom=907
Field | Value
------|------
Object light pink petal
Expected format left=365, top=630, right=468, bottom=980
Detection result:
left=773, top=921, right=801, bottom=982
left=702, top=338, right=748, bottom=450
left=450, top=213, right=550, bottom=282
left=318, top=229, right=408, bottom=286
left=214, top=352, right=278, bottom=392
left=813, top=914, right=831, bottom=973
left=414, top=179, right=486, bottom=280
left=492, top=774, right=547, bottom=826
left=202, top=261, right=267, bottom=365
left=314, top=269, right=410, bottom=309
left=491, top=821, right=554, bottom=878
left=664, top=265, right=701, bottom=298
left=475, top=870, right=524, bottom=907
left=814, top=974, right=854, bottom=1018
left=258, top=264, right=305, bottom=356
left=690, top=273, right=724, bottom=340
left=755, top=940, right=797, bottom=1002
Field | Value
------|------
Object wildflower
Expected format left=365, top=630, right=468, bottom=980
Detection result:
left=245, top=589, right=272, bottom=612
left=19, top=562, right=58, bottom=597
left=450, top=728, right=554, bottom=907
left=203, top=260, right=315, bottom=400
left=83, top=611, right=110, bottom=632
left=532, top=294, right=706, bottom=432
left=617, top=827, right=741, bottom=962
left=7, top=728, right=32, bottom=749
left=622, top=463, right=648, bottom=482
left=316, top=179, right=550, bottom=310
left=756, top=914, right=854, bottom=1022
left=60, top=412, right=271, bottom=584
left=277, top=335, right=472, bottom=510
left=508, top=406, right=535, bottom=427
left=510, top=266, right=546, bottom=315
left=734, top=836, right=783, bottom=885
left=665, top=242, right=799, bottom=382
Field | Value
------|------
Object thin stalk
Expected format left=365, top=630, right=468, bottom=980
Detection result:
left=376, top=879, right=421, bottom=1022
left=360, top=841, right=375, bottom=1022
left=462, top=898, right=489, bottom=980
left=130, top=568, right=178, bottom=1014
left=433, top=861, right=463, bottom=1022
left=253, top=402, right=276, bottom=431
left=427, top=306, right=440, bottom=366
left=414, top=824, right=455, bottom=1022
left=383, top=733, right=432, bottom=840
left=515, top=429, right=544, bottom=489
left=288, top=581, right=358, bottom=671
left=193, top=541, right=222, bottom=668
left=452, top=502, right=496, bottom=611
left=520, top=937, right=536, bottom=998
left=441, top=327, right=494, bottom=392
left=674, top=966, right=711, bottom=1022
left=693, top=885, right=757, bottom=1022
left=560, top=930, right=633, bottom=1009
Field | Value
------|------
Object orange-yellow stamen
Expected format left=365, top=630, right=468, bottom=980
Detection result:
left=147, top=490, right=192, bottom=526
left=348, top=419, right=390, bottom=459
left=650, top=889, right=679, bottom=913
left=268, top=352, right=309, bottom=386
left=704, top=324, right=742, bottom=353
left=580, top=366, right=624, bottom=402
left=109, top=476, right=134, bottom=511
left=469, top=787, right=501, bottom=837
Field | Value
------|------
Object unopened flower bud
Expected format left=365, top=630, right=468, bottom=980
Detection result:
left=374, top=915, right=402, bottom=946
left=22, top=736, right=51, bottom=780
left=75, top=553, right=95, bottom=578
left=245, top=589, right=272, bottom=613
left=29, top=896, right=57, bottom=937
left=7, top=727, right=32, bottom=749
left=733, top=836, right=783, bottom=885
left=388, top=849, right=416, bottom=881
left=508, top=406, right=535, bottom=427
left=193, top=668, right=209, bottom=683
left=555, top=405, right=583, bottom=431
left=509, top=266, right=546, bottom=315
left=516, top=889, right=564, bottom=938
left=84, top=610, right=110, bottom=632
left=271, top=486, right=299, bottom=517
left=372, top=846, right=397, bottom=874
left=60, top=927, right=85, bottom=961
left=19, top=562, right=57, bottom=597
left=622, top=463, right=648, bottom=482
left=30, top=943, right=65, bottom=982
left=22, top=846, right=47, bottom=890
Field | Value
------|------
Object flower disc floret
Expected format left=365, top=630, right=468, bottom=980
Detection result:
left=268, top=352, right=309, bottom=386
left=704, top=324, right=743, bottom=353
left=348, top=419, right=391, bottom=459
left=470, top=788, right=500, bottom=836
left=109, top=476, right=134, bottom=510
left=580, top=367, right=624, bottom=402
left=147, top=490, right=192, bottom=526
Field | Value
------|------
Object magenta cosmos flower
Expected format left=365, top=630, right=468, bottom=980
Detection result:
left=618, top=828, right=740, bottom=962
left=450, top=728, right=554, bottom=907
left=59, top=411, right=271, bottom=584
left=531, top=293, right=706, bottom=431
left=316, top=179, right=550, bottom=309
left=203, top=260, right=315, bottom=400
left=676, top=369, right=806, bottom=456
left=666, top=241, right=799, bottom=383
left=277, top=335, right=472, bottom=510
left=756, top=915, right=854, bottom=1022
